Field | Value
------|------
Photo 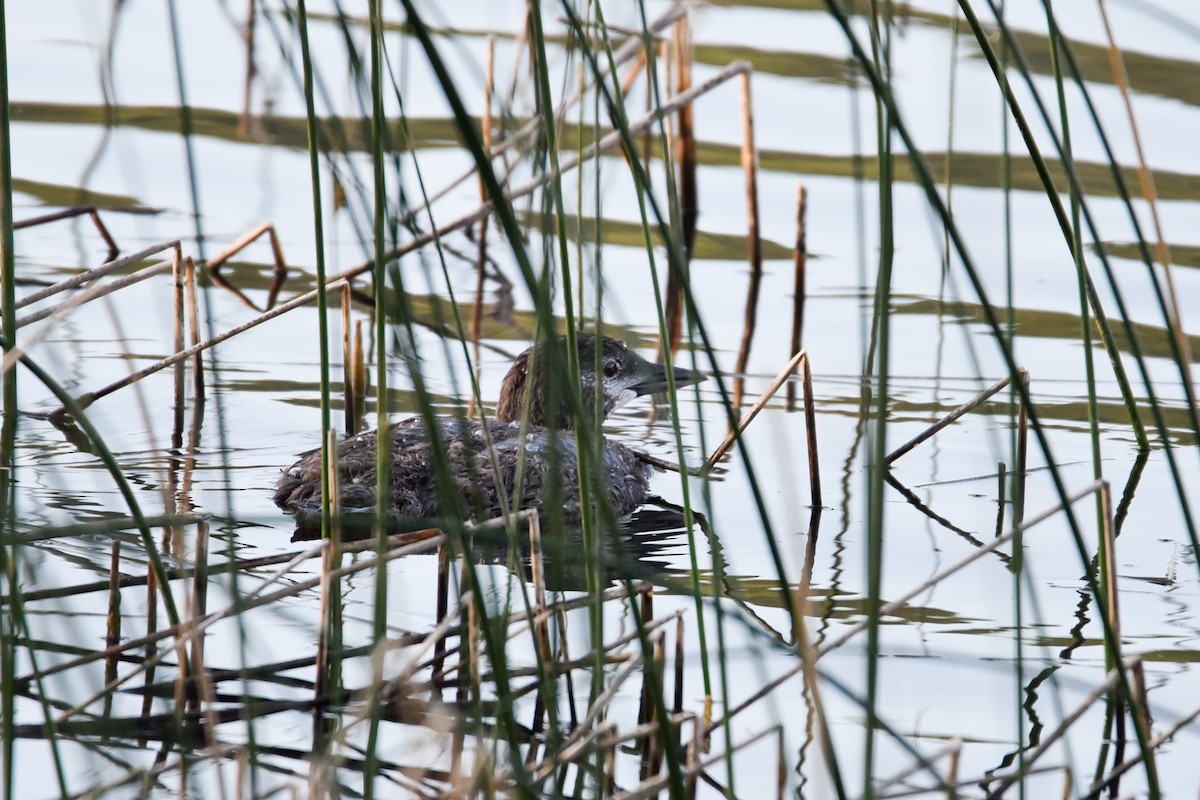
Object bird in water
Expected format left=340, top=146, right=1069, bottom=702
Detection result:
left=273, top=333, right=703, bottom=526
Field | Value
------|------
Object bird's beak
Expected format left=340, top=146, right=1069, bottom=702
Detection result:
left=630, top=353, right=706, bottom=397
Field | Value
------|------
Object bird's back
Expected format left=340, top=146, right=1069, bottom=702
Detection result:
left=274, top=417, right=652, bottom=523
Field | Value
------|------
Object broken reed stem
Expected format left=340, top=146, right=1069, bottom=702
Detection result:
left=14, top=239, right=175, bottom=311
left=184, top=256, right=203, bottom=402
left=787, top=183, right=808, bottom=410
left=731, top=70, right=763, bottom=416
left=14, top=206, right=119, bottom=263
left=15, top=258, right=174, bottom=329
left=1014, top=368, right=1030, bottom=525
left=800, top=351, right=821, bottom=507
left=49, top=278, right=350, bottom=416
left=885, top=373, right=1013, bottom=464
left=994, top=462, right=1007, bottom=538
left=432, top=542, right=451, bottom=684
left=205, top=222, right=289, bottom=312
left=353, top=321, right=366, bottom=430
left=238, top=0, right=257, bottom=139
left=705, top=349, right=805, bottom=471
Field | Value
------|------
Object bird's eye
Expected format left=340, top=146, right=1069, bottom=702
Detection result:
left=603, top=361, right=619, bottom=379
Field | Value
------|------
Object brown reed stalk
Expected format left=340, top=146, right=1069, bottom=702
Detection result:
left=102, top=540, right=121, bottom=722
left=885, top=373, right=1014, bottom=463
left=717, top=482, right=1110, bottom=735
left=184, top=256, right=203, bottom=402
left=662, top=14, right=696, bottom=358
left=205, top=222, right=289, bottom=312
left=16, top=239, right=173, bottom=310
left=238, top=0, right=256, bottom=139
left=705, top=350, right=805, bottom=470
left=353, top=320, right=367, bottom=429
left=14, top=258, right=174, bottom=330
left=341, top=283, right=354, bottom=434
left=1096, top=0, right=1190, bottom=381
left=172, top=245, right=186, bottom=437
left=1014, top=368, right=1030, bottom=525
left=799, top=352, right=821, bottom=507
left=14, top=206, right=119, bottom=262
left=787, top=183, right=808, bottom=410
left=139, top=562, right=159, bottom=726
left=731, top=70, right=763, bottom=416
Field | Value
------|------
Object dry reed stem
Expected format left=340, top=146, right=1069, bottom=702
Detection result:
left=205, top=222, right=289, bottom=312
left=984, top=656, right=1142, bottom=799
left=103, top=540, right=121, bottom=720
left=15, top=240, right=175, bottom=310
left=885, top=373, right=1014, bottom=463
left=1096, top=0, right=1191, bottom=380
left=184, top=256, right=203, bottom=402
left=238, top=0, right=257, bottom=139
left=1015, top=368, right=1029, bottom=524
left=662, top=14, right=696, bottom=359
left=6, top=513, right=208, bottom=547
left=341, top=283, right=353, bottom=434
left=800, top=352, right=822, bottom=507
left=14, top=206, right=119, bottom=263
left=432, top=542, right=451, bottom=683
left=49, top=278, right=350, bottom=416
left=14, top=258, right=174, bottom=330
left=731, top=69, right=763, bottom=415
left=705, top=349, right=805, bottom=470
left=787, top=183, right=808, bottom=410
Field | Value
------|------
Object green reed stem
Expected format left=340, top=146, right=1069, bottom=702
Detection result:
left=861, top=5, right=893, bottom=794
left=0, top=2, right=15, bottom=792
left=294, top=0, right=343, bottom=731
left=364, top=0, right=389, bottom=793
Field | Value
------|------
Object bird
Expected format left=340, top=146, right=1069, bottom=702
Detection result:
left=273, top=333, right=703, bottom=527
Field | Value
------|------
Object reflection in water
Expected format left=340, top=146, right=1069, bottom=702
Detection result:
left=290, top=504, right=707, bottom=593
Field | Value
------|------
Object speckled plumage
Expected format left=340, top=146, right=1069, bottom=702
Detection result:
left=273, top=418, right=653, bottom=521
left=273, top=334, right=701, bottom=524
